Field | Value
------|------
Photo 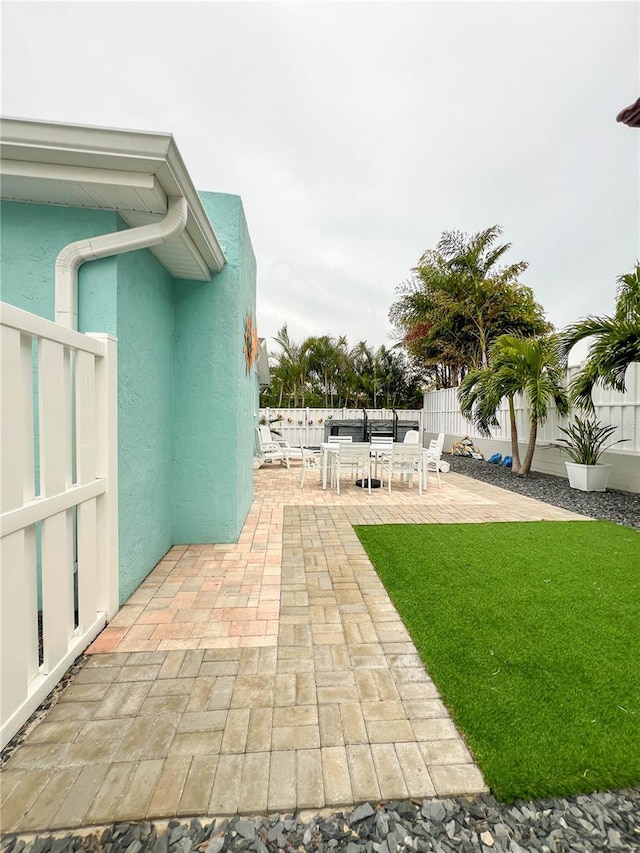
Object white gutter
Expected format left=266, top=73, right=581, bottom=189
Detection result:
left=55, top=196, right=188, bottom=329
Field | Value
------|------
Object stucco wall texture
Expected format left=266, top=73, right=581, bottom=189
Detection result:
left=1, top=196, right=257, bottom=605
left=173, top=192, right=257, bottom=543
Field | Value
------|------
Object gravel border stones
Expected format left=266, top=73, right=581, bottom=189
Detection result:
left=2, top=790, right=639, bottom=852
left=447, top=456, right=639, bottom=530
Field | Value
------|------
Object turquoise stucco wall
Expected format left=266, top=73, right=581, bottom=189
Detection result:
left=114, top=249, right=176, bottom=603
left=1, top=194, right=257, bottom=603
left=173, top=192, right=257, bottom=542
left=0, top=201, right=119, bottom=325
left=0, top=201, right=175, bottom=604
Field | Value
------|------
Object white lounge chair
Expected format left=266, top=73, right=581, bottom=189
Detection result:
left=255, top=426, right=290, bottom=468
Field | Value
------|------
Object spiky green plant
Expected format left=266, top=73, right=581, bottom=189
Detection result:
left=556, top=416, right=628, bottom=465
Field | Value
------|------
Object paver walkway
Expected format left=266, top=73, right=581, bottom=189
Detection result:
left=1, top=467, right=587, bottom=833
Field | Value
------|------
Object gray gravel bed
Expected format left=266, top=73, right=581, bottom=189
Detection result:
left=447, top=456, right=639, bottom=530
left=2, top=790, right=639, bottom=853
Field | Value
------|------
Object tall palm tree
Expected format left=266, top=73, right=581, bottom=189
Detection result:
left=389, top=227, right=551, bottom=386
left=458, top=337, right=524, bottom=473
left=438, top=225, right=530, bottom=368
left=350, top=341, right=375, bottom=407
left=458, top=334, right=569, bottom=476
left=559, top=264, right=640, bottom=411
left=271, top=325, right=311, bottom=407
left=305, top=335, right=348, bottom=407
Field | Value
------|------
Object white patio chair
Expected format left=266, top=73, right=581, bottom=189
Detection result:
left=255, top=426, right=290, bottom=468
left=334, top=443, right=373, bottom=495
left=424, top=439, right=442, bottom=488
left=403, top=430, right=421, bottom=445
left=369, top=435, right=394, bottom=482
left=326, top=435, right=354, bottom=484
left=381, top=444, right=427, bottom=495
left=299, top=443, right=322, bottom=486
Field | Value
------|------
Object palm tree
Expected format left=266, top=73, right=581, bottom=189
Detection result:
left=458, top=334, right=569, bottom=476
left=389, top=226, right=551, bottom=386
left=437, top=225, right=530, bottom=367
left=559, top=264, right=640, bottom=411
left=305, top=335, right=349, bottom=407
left=459, top=337, right=524, bottom=473
left=263, top=329, right=427, bottom=409
left=270, top=325, right=311, bottom=407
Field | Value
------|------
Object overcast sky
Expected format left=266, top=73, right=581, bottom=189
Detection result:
left=2, top=1, right=638, bottom=362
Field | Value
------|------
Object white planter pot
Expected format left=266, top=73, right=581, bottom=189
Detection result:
left=565, top=462, right=611, bottom=492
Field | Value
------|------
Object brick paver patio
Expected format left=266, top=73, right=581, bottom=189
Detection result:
left=1, top=465, right=587, bottom=833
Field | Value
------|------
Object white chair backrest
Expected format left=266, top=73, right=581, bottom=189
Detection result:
left=370, top=436, right=394, bottom=447
left=392, top=444, right=423, bottom=460
left=403, top=431, right=420, bottom=445
left=258, top=425, right=273, bottom=446
left=328, top=435, right=353, bottom=444
left=337, top=443, right=372, bottom=462
left=300, top=443, right=320, bottom=463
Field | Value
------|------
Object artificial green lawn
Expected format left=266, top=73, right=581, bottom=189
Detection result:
left=354, top=520, right=640, bottom=801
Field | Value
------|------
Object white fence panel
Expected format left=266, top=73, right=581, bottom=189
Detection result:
left=423, top=363, right=640, bottom=453
left=0, top=302, right=118, bottom=749
left=260, top=408, right=426, bottom=446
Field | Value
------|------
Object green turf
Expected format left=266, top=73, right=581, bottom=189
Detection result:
left=354, top=520, right=640, bottom=801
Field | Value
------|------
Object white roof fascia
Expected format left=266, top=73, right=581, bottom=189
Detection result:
left=0, top=117, right=226, bottom=276
left=257, top=337, right=271, bottom=385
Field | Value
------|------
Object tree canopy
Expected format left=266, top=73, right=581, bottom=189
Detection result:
left=389, top=225, right=552, bottom=387
left=559, top=263, right=640, bottom=411
left=261, top=325, right=424, bottom=409
left=458, top=333, right=569, bottom=476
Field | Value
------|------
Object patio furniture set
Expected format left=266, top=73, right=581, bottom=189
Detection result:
left=256, top=426, right=445, bottom=494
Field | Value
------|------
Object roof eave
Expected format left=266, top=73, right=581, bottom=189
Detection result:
left=616, top=98, right=640, bottom=128
left=0, top=116, right=226, bottom=276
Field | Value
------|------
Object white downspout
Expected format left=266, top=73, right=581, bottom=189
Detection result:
left=55, top=196, right=188, bottom=330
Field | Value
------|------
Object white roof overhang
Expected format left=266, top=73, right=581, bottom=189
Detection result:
left=257, top=338, right=271, bottom=385
left=0, top=117, right=225, bottom=280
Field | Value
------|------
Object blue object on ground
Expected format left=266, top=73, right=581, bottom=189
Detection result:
left=502, top=456, right=513, bottom=467
left=488, top=453, right=502, bottom=464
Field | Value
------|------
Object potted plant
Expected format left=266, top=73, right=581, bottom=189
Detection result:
left=555, top=416, right=627, bottom=491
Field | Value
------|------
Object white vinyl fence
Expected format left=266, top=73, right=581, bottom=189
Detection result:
left=423, top=363, right=640, bottom=491
left=259, top=366, right=640, bottom=490
left=1, top=302, right=119, bottom=748
left=259, top=407, right=426, bottom=447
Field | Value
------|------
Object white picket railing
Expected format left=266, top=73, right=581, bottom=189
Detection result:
left=423, top=363, right=640, bottom=453
left=259, top=407, right=426, bottom=447
left=1, top=302, right=119, bottom=749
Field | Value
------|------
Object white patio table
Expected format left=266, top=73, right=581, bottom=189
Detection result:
left=321, top=442, right=401, bottom=490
